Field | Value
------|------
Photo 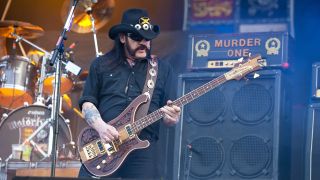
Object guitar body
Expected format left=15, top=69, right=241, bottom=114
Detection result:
left=77, top=94, right=150, bottom=177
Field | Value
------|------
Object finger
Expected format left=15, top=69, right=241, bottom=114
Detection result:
left=167, top=100, right=173, bottom=106
left=100, top=135, right=110, bottom=143
left=102, top=132, right=113, bottom=141
left=172, top=105, right=181, bottom=113
left=107, top=125, right=119, bottom=139
left=164, top=113, right=174, bottom=122
left=161, top=106, right=176, bottom=117
left=110, top=130, right=119, bottom=139
left=106, top=130, right=118, bottom=141
left=164, top=114, right=178, bottom=125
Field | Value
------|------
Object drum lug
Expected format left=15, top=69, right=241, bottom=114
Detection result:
left=1, top=113, right=8, bottom=120
left=0, top=73, right=6, bottom=83
left=64, top=119, right=70, bottom=124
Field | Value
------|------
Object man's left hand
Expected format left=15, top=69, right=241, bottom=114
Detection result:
left=161, top=100, right=181, bottom=126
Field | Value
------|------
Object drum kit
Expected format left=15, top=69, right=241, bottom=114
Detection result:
left=0, top=0, right=115, bottom=164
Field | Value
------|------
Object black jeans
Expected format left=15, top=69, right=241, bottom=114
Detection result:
left=78, top=140, right=160, bottom=179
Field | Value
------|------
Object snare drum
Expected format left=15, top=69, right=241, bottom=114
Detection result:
left=0, top=55, right=38, bottom=109
left=0, top=105, right=75, bottom=161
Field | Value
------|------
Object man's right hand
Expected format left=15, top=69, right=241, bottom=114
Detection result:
left=82, top=102, right=119, bottom=143
left=95, top=121, right=119, bottom=143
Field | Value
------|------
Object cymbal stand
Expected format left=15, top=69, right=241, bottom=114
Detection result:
left=17, top=41, right=27, bottom=57
left=86, top=7, right=102, bottom=57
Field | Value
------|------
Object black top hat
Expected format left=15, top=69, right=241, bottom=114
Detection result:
left=109, top=8, right=160, bottom=40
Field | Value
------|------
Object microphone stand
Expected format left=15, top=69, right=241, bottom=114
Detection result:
left=49, top=0, right=79, bottom=177
left=185, top=145, right=194, bottom=180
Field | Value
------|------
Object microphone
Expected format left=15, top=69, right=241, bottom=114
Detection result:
left=186, top=144, right=201, bottom=155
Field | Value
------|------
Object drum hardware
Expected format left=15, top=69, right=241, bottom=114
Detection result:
left=12, top=33, right=80, bottom=95
left=87, top=7, right=102, bottom=57
left=5, top=19, right=81, bottom=177
left=11, top=33, right=81, bottom=98
left=1, top=112, right=8, bottom=121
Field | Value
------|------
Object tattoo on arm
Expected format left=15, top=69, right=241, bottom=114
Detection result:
left=83, top=104, right=102, bottom=126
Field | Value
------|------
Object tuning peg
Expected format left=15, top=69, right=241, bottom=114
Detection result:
left=248, top=53, right=252, bottom=57
left=253, top=73, right=260, bottom=79
left=237, top=57, right=244, bottom=62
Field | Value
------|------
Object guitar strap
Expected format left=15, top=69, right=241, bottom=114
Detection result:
left=134, top=56, right=158, bottom=120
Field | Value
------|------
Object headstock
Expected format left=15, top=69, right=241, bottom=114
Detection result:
left=225, top=54, right=265, bottom=81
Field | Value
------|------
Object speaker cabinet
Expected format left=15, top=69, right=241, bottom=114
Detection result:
left=305, top=103, right=320, bottom=180
left=173, top=70, right=289, bottom=180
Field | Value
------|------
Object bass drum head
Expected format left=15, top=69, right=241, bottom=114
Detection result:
left=0, top=105, right=74, bottom=161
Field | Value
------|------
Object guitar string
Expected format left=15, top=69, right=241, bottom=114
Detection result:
left=131, top=75, right=228, bottom=133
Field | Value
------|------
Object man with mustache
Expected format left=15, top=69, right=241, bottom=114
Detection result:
left=78, top=8, right=180, bottom=179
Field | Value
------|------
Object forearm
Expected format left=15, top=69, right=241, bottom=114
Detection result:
left=82, top=102, right=106, bottom=130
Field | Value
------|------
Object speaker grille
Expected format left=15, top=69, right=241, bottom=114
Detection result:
left=187, top=137, right=224, bottom=179
left=230, top=135, right=271, bottom=178
left=173, top=70, right=283, bottom=180
left=185, top=80, right=226, bottom=125
left=232, top=84, right=273, bottom=125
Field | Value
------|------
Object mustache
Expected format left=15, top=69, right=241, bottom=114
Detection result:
left=136, top=44, right=148, bottom=51
left=133, top=45, right=150, bottom=55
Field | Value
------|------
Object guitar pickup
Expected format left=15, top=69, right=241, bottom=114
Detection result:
left=104, top=141, right=118, bottom=156
left=96, top=140, right=106, bottom=154
left=125, top=124, right=135, bottom=138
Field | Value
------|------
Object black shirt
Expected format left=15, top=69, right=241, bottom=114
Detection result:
left=79, top=52, right=175, bottom=140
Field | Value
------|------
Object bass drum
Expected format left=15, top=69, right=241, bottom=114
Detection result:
left=0, top=105, right=75, bottom=161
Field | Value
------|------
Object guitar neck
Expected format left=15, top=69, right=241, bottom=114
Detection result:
left=131, top=74, right=228, bottom=133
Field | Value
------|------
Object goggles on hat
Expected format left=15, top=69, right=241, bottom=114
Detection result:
left=127, top=33, right=151, bottom=42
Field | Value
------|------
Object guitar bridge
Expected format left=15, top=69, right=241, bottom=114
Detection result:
left=96, top=140, right=120, bottom=156
left=81, top=139, right=120, bottom=161
left=83, top=144, right=98, bottom=160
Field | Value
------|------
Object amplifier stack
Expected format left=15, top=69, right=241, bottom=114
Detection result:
left=305, top=62, right=320, bottom=180
left=169, top=32, right=292, bottom=180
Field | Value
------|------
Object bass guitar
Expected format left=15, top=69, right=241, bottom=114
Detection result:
left=77, top=54, right=265, bottom=177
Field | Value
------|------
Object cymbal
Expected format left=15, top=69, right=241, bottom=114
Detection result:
left=0, top=20, right=44, bottom=39
left=61, top=0, right=115, bottom=34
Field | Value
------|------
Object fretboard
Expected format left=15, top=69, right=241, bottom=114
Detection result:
left=131, top=74, right=228, bottom=133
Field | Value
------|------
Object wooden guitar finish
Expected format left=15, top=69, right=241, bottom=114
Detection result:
left=78, top=95, right=150, bottom=177
left=77, top=55, right=265, bottom=177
